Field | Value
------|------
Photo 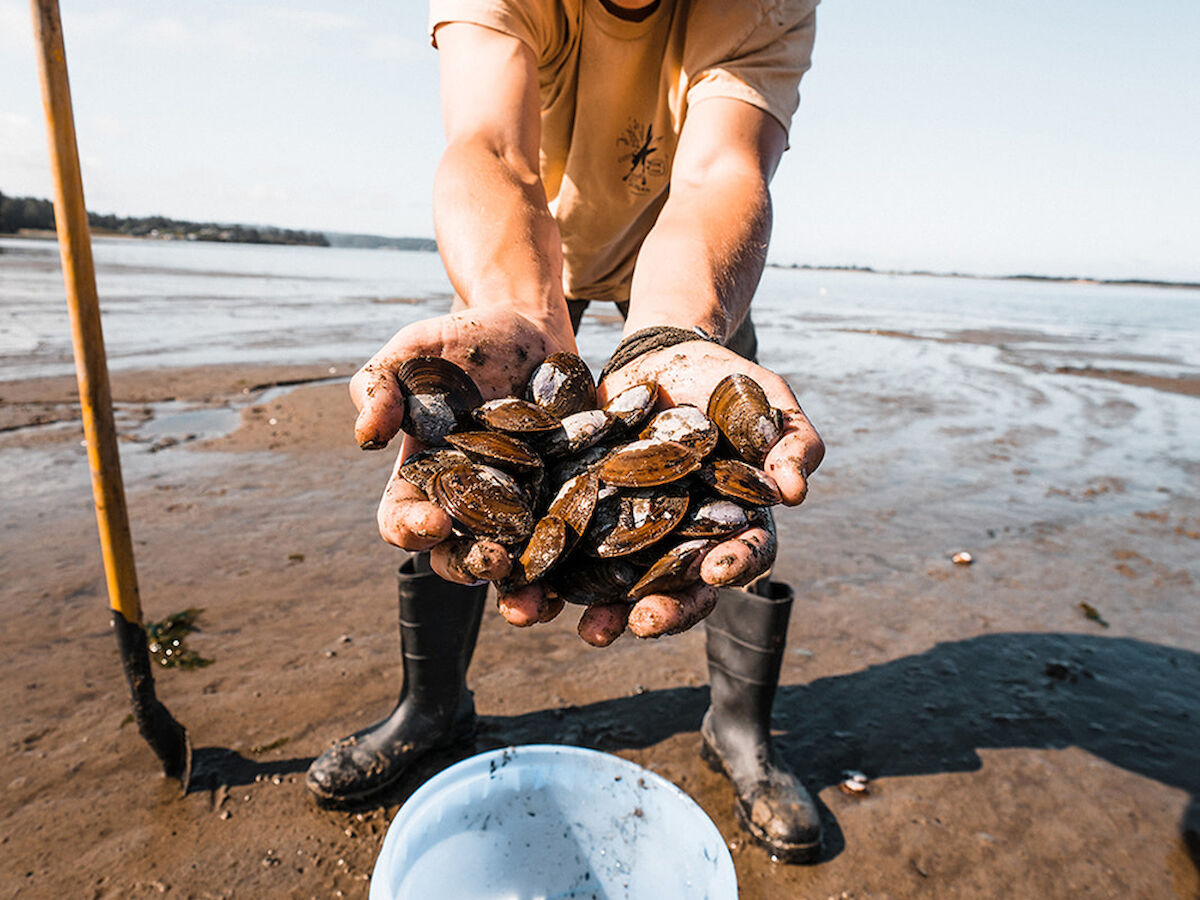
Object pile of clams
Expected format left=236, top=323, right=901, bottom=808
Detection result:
left=397, top=352, right=784, bottom=605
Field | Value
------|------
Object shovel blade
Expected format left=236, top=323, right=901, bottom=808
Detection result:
left=112, top=611, right=193, bottom=791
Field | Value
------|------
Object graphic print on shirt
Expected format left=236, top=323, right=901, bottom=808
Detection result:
left=617, top=118, right=666, bottom=195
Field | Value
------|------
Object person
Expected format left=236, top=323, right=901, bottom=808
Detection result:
left=307, top=0, right=827, bottom=863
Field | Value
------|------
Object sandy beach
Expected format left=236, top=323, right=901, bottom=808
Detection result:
left=2, top=312, right=1197, bottom=899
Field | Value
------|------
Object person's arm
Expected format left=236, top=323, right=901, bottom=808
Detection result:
left=590, top=98, right=825, bottom=642
left=351, top=23, right=574, bottom=582
left=623, top=96, right=786, bottom=341
left=432, top=22, right=573, bottom=343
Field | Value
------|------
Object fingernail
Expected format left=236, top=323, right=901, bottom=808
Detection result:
left=359, top=438, right=385, bottom=450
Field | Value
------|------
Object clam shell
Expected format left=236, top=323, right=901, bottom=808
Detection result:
left=549, top=443, right=613, bottom=484
left=538, top=409, right=615, bottom=460
left=399, top=448, right=470, bottom=498
left=546, top=469, right=600, bottom=541
left=675, top=497, right=758, bottom=539
left=547, top=557, right=641, bottom=606
left=445, top=431, right=543, bottom=474
left=698, top=459, right=782, bottom=506
left=603, top=381, right=659, bottom=433
left=583, top=484, right=690, bottom=557
left=628, top=539, right=716, bottom=600
left=526, top=352, right=597, bottom=418
left=503, top=514, right=569, bottom=589
left=397, top=357, right=483, bottom=445
left=706, top=374, right=780, bottom=467
left=639, top=405, right=719, bottom=458
left=475, top=398, right=562, bottom=434
left=597, top=439, right=701, bottom=488
left=430, top=463, right=534, bottom=545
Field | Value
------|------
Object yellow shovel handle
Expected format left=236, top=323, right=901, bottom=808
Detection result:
left=32, top=0, right=142, bottom=625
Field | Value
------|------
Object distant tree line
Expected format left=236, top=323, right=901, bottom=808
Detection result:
left=324, top=231, right=437, bottom=252
left=0, top=190, right=329, bottom=247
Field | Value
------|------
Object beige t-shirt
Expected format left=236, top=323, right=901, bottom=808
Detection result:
left=430, top=0, right=818, bottom=303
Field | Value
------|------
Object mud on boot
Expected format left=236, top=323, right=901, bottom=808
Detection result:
left=306, top=554, right=487, bottom=806
left=702, top=580, right=822, bottom=863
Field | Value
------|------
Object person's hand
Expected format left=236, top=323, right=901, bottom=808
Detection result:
left=351, top=306, right=577, bottom=584
left=523, top=339, right=822, bottom=647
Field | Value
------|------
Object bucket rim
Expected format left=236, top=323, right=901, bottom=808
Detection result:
left=370, top=743, right=736, bottom=898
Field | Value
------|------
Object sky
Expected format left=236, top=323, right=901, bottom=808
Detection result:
left=2, top=0, right=1198, bottom=282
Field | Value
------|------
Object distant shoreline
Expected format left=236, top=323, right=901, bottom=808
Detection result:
left=4, top=229, right=1196, bottom=292
left=765, top=261, right=1200, bottom=292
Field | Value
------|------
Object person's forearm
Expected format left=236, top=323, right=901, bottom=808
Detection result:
left=623, top=167, right=773, bottom=343
left=433, top=138, right=571, bottom=335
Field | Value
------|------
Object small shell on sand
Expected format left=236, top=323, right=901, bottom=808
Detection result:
left=952, top=550, right=974, bottom=566
left=840, top=770, right=870, bottom=795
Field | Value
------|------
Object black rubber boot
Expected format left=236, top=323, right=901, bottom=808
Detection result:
left=306, top=554, right=487, bottom=805
left=700, top=579, right=822, bottom=863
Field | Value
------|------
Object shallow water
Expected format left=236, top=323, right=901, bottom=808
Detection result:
left=3, top=235, right=1197, bottom=511
left=3, top=236, right=1197, bottom=384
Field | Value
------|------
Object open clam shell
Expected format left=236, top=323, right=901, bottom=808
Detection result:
left=475, top=398, right=562, bottom=435
left=430, top=462, right=534, bottom=545
left=628, top=539, right=716, bottom=600
left=697, top=459, right=782, bottom=506
left=597, top=439, right=701, bottom=488
left=446, top=431, right=543, bottom=475
left=526, top=352, right=597, bottom=418
left=639, top=405, right=719, bottom=458
left=583, top=484, right=690, bottom=557
left=706, top=374, right=780, bottom=467
left=397, top=357, right=483, bottom=445
left=603, top=381, right=659, bottom=433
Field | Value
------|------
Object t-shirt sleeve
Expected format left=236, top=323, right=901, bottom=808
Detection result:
left=685, top=0, right=819, bottom=135
left=428, top=0, right=549, bottom=57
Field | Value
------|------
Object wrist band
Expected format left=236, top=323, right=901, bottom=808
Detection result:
left=599, top=325, right=719, bottom=382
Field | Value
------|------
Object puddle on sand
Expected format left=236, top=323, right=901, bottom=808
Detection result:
left=120, top=375, right=345, bottom=452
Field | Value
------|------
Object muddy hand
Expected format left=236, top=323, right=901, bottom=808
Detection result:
left=354, top=307, right=577, bottom=570
left=571, top=583, right=719, bottom=646
left=599, top=340, right=822, bottom=592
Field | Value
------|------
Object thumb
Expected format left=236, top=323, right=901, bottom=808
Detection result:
left=763, top=408, right=824, bottom=505
left=754, top=372, right=825, bottom=506
left=349, top=319, right=447, bottom=450
left=350, top=359, right=406, bottom=450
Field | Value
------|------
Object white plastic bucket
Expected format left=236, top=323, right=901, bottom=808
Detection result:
left=369, top=744, right=737, bottom=900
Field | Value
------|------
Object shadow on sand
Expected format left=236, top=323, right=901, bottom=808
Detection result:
left=186, top=747, right=312, bottom=792
left=483, top=632, right=1199, bottom=871
left=185, top=632, right=1199, bottom=875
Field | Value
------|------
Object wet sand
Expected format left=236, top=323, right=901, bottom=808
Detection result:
left=1, top=347, right=1198, bottom=898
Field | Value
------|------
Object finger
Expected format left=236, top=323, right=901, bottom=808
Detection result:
left=377, top=457, right=453, bottom=550
left=350, top=359, right=407, bottom=450
left=350, top=319, right=446, bottom=450
left=577, top=604, right=631, bottom=647
left=699, top=525, right=777, bottom=587
left=431, top=538, right=512, bottom=584
left=628, top=582, right=718, bottom=639
left=763, top=407, right=825, bottom=506
left=497, top=584, right=552, bottom=627
left=538, top=597, right=565, bottom=624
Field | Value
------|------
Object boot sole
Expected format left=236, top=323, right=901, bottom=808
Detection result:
left=699, top=736, right=822, bottom=864
left=308, top=715, right=478, bottom=808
